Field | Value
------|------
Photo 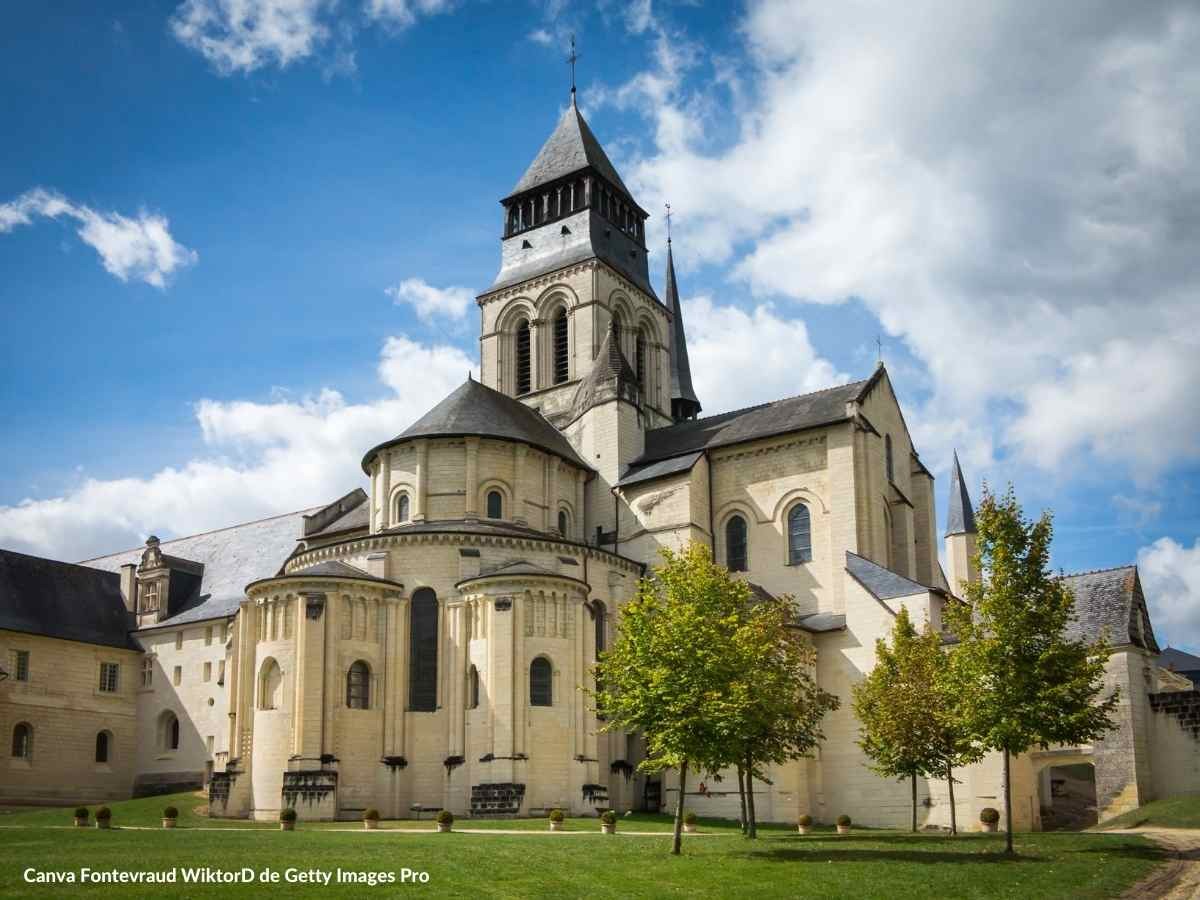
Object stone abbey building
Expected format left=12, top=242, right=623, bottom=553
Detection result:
left=3, top=96, right=1199, bottom=828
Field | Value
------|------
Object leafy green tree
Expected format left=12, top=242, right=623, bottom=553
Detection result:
left=943, top=486, right=1119, bottom=854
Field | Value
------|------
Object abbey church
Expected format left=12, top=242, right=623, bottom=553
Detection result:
left=3, top=96, right=1199, bottom=829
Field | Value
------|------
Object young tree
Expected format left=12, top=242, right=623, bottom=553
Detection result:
left=943, top=486, right=1119, bottom=854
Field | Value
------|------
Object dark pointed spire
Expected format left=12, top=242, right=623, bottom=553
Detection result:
left=946, top=450, right=976, bottom=536
left=665, top=234, right=701, bottom=421
left=567, top=320, right=639, bottom=423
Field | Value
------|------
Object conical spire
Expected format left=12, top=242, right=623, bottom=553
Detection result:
left=507, top=103, right=631, bottom=200
left=665, top=242, right=701, bottom=421
left=945, top=450, right=976, bottom=536
left=567, top=320, right=639, bottom=424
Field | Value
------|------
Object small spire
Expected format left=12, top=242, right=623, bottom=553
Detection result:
left=468, top=370, right=473, bottom=381
left=946, top=450, right=977, bottom=536
left=665, top=201, right=673, bottom=244
left=567, top=34, right=579, bottom=105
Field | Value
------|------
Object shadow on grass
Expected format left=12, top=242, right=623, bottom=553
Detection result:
left=731, top=846, right=1045, bottom=864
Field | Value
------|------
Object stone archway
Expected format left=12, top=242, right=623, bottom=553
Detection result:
left=1039, top=761, right=1098, bottom=830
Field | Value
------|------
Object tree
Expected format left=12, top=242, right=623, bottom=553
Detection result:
left=592, top=543, right=754, bottom=855
left=943, top=486, right=1119, bottom=854
left=852, top=607, right=981, bottom=834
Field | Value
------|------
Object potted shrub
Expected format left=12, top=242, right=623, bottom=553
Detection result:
left=95, top=807, right=112, bottom=830
left=279, top=808, right=297, bottom=831
left=797, top=814, right=813, bottom=835
left=683, top=811, right=698, bottom=834
left=363, top=809, right=380, bottom=830
left=836, top=814, right=852, bottom=835
left=162, top=806, right=179, bottom=829
left=548, top=808, right=565, bottom=832
left=73, top=808, right=89, bottom=828
left=980, top=807, right=1000, bottom=833
left=436, top=810, right=454, bottom=833
left=600, top=810, right=617, bottom=835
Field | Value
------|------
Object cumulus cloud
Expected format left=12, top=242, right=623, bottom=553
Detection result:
left=608, top=0, right=1200, bottom=478
left=0, top=335, right=476, bottom=562
left=385, top=277, right=474, bottom=323
left=1138, top=536, right=1200, bottom=652
left=0, top=188, right=197, bottom=288
left=364, top=0, right=452, bottom=28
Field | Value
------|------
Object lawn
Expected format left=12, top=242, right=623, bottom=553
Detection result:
left=1096, top=794, right=1200, bottom=831
left=0, top=794, right=1162, bottom=899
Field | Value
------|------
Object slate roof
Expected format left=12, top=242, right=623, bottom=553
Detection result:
left=946, top=450, right=976, bottom=535
left=507, top=102, right=634, bottom=202
left=303, top=488, right=368, bottom=537
left=617, top=451, right=703, bottom=488
left=637, top=379, right=867, bottom=464
left=0, top=549, right=136, bottom=650
left=1158, top=647, right=1200, bottom=672
left=255, top=560, right=402, bottom=590
left=81, top=509, right=313, bottom=629
left=458, top=558, right=588, bottom=588
left=306, top=500, right=369, bottom=538
left=746, top=582, right=846, bottom=633
left=567, top=323, right=639, bottom=425
left=664, top=243, right=700, bottom=416
left=362, top=378, right=590, bottom=473
left=1062, top=565, right=1158, bottom=652
left=845, top=551, right=933, bottom=601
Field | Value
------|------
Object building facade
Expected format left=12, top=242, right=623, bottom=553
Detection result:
left=4, top=96, right=1199, bottom=827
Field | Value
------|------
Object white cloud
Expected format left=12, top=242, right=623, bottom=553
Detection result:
left=385, top=277, right=474, bottom=323
left=0, top=335, right=476, bottom=562
left=364, top=0, right=452, bottom=28
left=527, top=28, right=553, bottom=46
left=1138, top=536, right=1200, bottom=653
left=0, top=188, right=197, bottom=288
left=608, top=0, right=1200, bottom=478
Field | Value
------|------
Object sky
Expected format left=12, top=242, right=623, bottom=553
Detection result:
left=1, top=1, right=1198, bottom=653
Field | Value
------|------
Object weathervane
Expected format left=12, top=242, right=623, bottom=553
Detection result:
left=567, top=34, right=580, bottom=103
left=665, top=202, right=673, bottom=244
left=875, top=335, right=883, bottom=363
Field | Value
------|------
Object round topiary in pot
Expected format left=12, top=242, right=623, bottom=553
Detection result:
left=162, top=806, right=179, bottom=829
left=363, top=808, right=380, bottom=830
left=600, top=810, right=617, bottom=834
left=980, top=807, right=1000, bottom=833
left=279, top=808, right=297, bottom=831
left=683, top=810, right=698, bottom=833
left=797, top=814, right=813, bottom=834
left=95, top=807, right=112, bottom=830
left=836, top=814, right=852, bottom=834
left=436, top=810, right=454, bottom=833
left=73, top=808, right=89, bottom=828
left=548, top=808, right=565, bottom=831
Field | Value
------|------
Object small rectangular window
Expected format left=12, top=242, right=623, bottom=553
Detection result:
left=203, top=662, right=212, bottom=683
left=13, top=650, right=30, bottom=682
left=205, top=626, right=213, bottom=646
left=99, top=662, right=119, bottom=693
left=141, top=656, right=153, bottom=688
left=175, top=631, right=183, bottom=651
left=217, top=659, right=226, bottom=685
left=173, top=665, right=182, bottom=686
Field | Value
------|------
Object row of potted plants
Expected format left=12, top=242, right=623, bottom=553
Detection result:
left=72, top=806, right=179, bottom=829
left=795, top=808, right=1003, bottom=834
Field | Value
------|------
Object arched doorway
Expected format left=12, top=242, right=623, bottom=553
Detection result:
left=1039, top=762, right=1098, bottom=830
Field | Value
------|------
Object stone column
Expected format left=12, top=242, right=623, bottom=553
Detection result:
left=512, top=444, right=528, bottom=525
left=294, top=591, right=328, bottom=762
left=547, top=458, right=559, bottom=533
left=380, top=452, right=391, bottom=530
left=464, top=438, right=479, bottom=519
left=413, top=441, right=427, bottom=522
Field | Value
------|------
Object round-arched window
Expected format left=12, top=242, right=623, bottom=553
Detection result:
left=159, top=711, right=180, bottom=752
left=11, top=722, right=32, bottom=759
left=557, top=509, right=568, bottom=536
left=552, top=308, right=569, bottom=385
left=725, top=515, right=748, bottom=572
left=530, top=657, right=552, bottom=706
left=515, top=319, right=531, bottom=395
left=486, top=490, right=503, bottom=520
left=258, top=658, right=282, bottom=710
left=787, top=504, right=813, bottom=565
left=346, top=660, right=370, bottom=709
left=395, top=492, right=410, bottom=523
left=95, top=730, right=111, bottom=763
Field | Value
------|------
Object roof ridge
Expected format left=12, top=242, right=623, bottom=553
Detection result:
left=1, top=547, right=122, bottom=578
left=1061, top=563, right=1136, bottom=578
left=654, top=377, right=869, bottom=430
left=77, top=506, right=318, bottom=563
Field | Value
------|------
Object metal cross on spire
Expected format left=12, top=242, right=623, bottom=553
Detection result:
left=567, top=34, right=580, bottom=103
left=665, top=201, right=673, bottom=244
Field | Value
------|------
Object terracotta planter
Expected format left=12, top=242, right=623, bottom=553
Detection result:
left=601, top=823, right=615, bottom=835
left=162, top=818, right=177, bottom=829
left=836, top=824, right=850, bottom=835
left=797, top=825, right=811, bottom=835
left=437, top=823, right=451, bottom=833
left=982, top=822, right=998, bottom=833
left=280, top=821, right=295, bottom=831
left=549, top=821, right=563, bottom=831
left=364, top=820, right=378, bottom=830
left=96, top=819, right=111, bottom=830
left=683, top=823, right=697, bottom=833
left=73, top=817, right=88, bottom=828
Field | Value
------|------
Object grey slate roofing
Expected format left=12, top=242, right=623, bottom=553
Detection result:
left=257, top=560, right=401, bottom=589
left=746, top=582, right=847, bottom=633
left=1158, top=647, right=1200, bottom=671
left=303, top=488, right=367, bottom=537
left=0, top=549, right=136, bottom=649
left=1062, top=565, right=1158, bottom=652
left=845, top=551, right=933, bottom=601
left=362, top=378, right=590, bottom=473
left=636, top=379, right=868, bottom=464
left=508, top=101, right=634, bottom=202
left=458, top=558, right=588, bottom=588
left=567, top=323, right=640, bottom=425
left=617, top=451, right=703, bottom=488
left=306, top=498, right=370, bottom=538
left=946, top=450, right=976, bottom=535
left=81, top=509, right=313, bottom=629
left=664, top=243, right=701, bottom=416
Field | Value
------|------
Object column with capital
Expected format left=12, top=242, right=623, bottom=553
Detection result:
left=512, top=444, right=528, bottom=525
left=380, top=451, right=391, bottom=530
left=464, top=437, right=479, bottom=519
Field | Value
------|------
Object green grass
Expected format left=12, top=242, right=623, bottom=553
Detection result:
left=0, top=794, right=1162, bottom=899
left=1096, top=794, right=1200, bottom=831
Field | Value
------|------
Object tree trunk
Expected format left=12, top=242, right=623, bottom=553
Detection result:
left=736, top=763, right=749, bottom=836
left=672, top=760, right=688, bottom=856
left=745, top=752, right=758, bottom=839
left=911, top=773, right=918, bottom=833
left=1003, top=748, right=1014, bottom=855
left=947, top=762, right=957, bottom=836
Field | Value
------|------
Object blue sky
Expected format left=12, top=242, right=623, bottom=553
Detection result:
left=1, top=1, right=1198, bottom=651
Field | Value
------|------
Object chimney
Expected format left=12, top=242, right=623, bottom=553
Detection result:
left=119, top=564, right=137, bottom=614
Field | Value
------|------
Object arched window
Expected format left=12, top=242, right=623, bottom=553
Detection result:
left=409, top=588, right=438, bottom=711
left=486, top=490, right=503, bottom=520
left=468, top=665, right=479, bottom=710
left=346, top=660, right=370, bottom=709
left=159, top=711, right=180, bottom=752
left=95, top=731, right=110, bottom=763
left=612, top=311, right=623, bottom=346
left=787, top=504, right=813, bottom=565
left=885, top=434, right=894, bottom=483
left=726, top=515, right=748, bottom=572
left=258, top=658, right=282, bottom=710
left=11, top=722, right=31, bottom=759
left=395, top=492, right=410, bottom=523
left=553, top=308, right=569, bottom=385
left=557, top=509, right=568, bottom=537
left=530, top=657, right=552, bottom=706
left=635, top=328, right=647, bottom=394
left=515, top=319, right=531, bottom=395
left=594, top=601, right=606, bottom=657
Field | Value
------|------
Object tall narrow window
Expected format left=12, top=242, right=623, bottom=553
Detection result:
left=515, top=319, right=531, bottom=395
left=486, top=490, right=503, bottom=520
left=557, top=509, right=568, bottom=536
left=346, top=660, right=370, bottom=709
left=612, top=311, right=623, bottom=346
left=170, top=716, right=180, bottom=751
left=636, top=329, right=647, bottom=394
left=594, top=601, right=607, bottom=657
left=99, top=662, right=119, bottom=693
left=409, top=588, right=438, bottom=711
left=13, top=650, right=29, bottom=682
left=258, top=658, right=282, bottom=710
left=11, top=723, right=31, bottom=759
left=885, top=434, right=894, bottom=483
left=726, top=515, right=748, bottom=572
left=468, top=665, right=479, bottom=710
left=95, top=731, right=110, bottom=763
left=530, top=657, right=553, bottom=706
left=141, top=656, right=153, bottom=688
left=553, top=308, right=569, bottom=384
left=787, top=504, right=813, bottom=565
left=396, top=492, right=410, bottom=523
left=159, top=711, right=179, bottom=752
